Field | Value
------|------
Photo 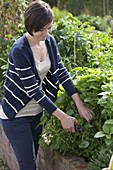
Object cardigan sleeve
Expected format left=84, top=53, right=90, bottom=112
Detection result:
left=50, top=35, right=78, bottom=96
left=11, top=46, right=57, bottom=115
left=58, top=58, right=78, bottom=96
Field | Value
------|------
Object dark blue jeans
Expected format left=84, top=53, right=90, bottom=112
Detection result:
left=1, top=112, right=43, bottom=170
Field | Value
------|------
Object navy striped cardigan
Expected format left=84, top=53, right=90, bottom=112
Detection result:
left=1, top=33, right=78, bottom=120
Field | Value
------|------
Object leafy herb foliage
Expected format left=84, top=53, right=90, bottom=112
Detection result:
left=39, top=14, right=113, bottom=169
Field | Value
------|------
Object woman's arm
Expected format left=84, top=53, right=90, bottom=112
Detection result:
left=52, top=92, right=93, bottom=133
left=52, top=108, right=78, bottom=133
left=58, top=59, right=93, bottom=122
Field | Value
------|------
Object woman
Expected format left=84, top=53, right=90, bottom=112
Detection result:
left=0, top=1, right=93, bottom=170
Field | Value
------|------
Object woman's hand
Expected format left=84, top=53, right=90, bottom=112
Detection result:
left=72, top=93, right=94, bottom=122
left=53, top=108, right=78, bottom=133
left=60, top=114, right=78, bottom=133
left=76, top=101, right=93, bottom=122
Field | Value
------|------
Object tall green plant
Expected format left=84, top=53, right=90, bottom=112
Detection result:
left=52, top=13, right=112, bottom=70
left=0, top=0, right=27, bottom=38
left=0, top=0, right=27, bottom=101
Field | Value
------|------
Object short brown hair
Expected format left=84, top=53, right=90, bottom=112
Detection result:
left=24, top=0, right=54, bottom=36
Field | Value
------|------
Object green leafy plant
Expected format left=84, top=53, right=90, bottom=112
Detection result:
left=52, top=6, right=68, bottom=21
left=52, top=13, right=113, bottom=71
left=94, top=119, right=113, bottom=145
left=88, top=147, right=112, bottom=170
left=39, top=66, right=113, bottom=169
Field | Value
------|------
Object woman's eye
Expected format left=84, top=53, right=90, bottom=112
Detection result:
left=48, top=26, right=52, bottom=30
left=40, top=24, right=53, bottom=32
left=40, top=29, right=44, bottom=32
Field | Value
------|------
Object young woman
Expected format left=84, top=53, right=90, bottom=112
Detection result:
left=0, top=1, right=93, bottom=169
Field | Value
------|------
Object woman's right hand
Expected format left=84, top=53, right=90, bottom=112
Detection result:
left=60, top=114, right=78, bottom=133
left=52, top=108, right=78, bottom=133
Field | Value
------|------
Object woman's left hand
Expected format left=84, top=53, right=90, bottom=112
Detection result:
left=76, top=101, right=93, bottom=122
left=72, top=93, right=94, bottom=122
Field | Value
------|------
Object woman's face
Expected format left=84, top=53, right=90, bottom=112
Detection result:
left=32, top=21, right=53, bottom=41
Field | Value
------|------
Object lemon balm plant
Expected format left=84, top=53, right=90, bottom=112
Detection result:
left=39, top=67, right=113, bottom=155
left=95, top=119, right=113, bottom=145
left=39, top=67, right=113, bottom=170
left=39, top=14, right=113, bottom=169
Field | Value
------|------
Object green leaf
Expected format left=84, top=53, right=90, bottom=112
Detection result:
left=84, top=97, right=92, bottom=102
left=66, top=109, right=74, bottom=115
left=105, top=134, right=111, bottom=139
left=55, top=96, right=66, bottom=103
left=111, top=106, right=113, bottom=111
left=102, top=125, right=110, bottom=134
left=105, top=138, right=112, bottom=145
left=105, top=119, right=113, bottom=125
left=79, top=141, right=89, bottom=148
left=110, top=127, right=113, bottom=134
left=98, top=91, right=111, bottom=95
left=94, top=131, right=105, bottom=138
left=1, top=65, right=8, bottom=70
left=97, top=98, right=107, bottom=105
left=109, top=97, right=113, bottom=104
